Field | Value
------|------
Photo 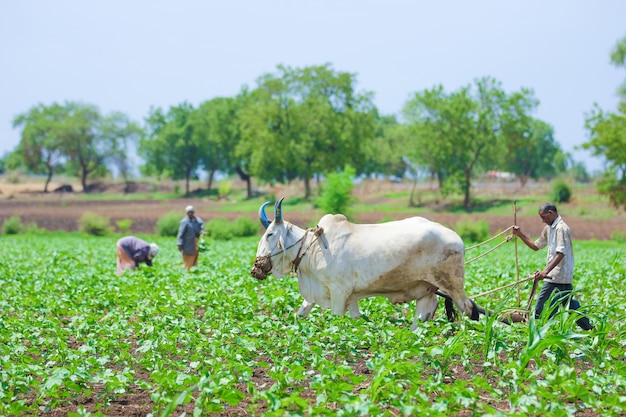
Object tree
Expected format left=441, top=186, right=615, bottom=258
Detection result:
left=610, top=35, right=626, bottom=100
left=12, top=103, right=69, bottom=192
left=502, top=116, right=562, bottom=187
left=583, top=102, right=626, bottom=209
left=238, top=64, right=377, bottom=199
left=362, top=114, right=409, bottom=179
left=140, top=103, right=201, bottom=196
left=60, top=102, right=111, bottom=192
left=192, top=97, right=240, bottom=194
left=404, top=77, right=539, bottom=208
left=100, top=112, right=143, bottom=193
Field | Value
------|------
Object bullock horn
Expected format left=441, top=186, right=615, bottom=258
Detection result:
left=258, top=201, right=271, bottom=228
left=274, top=197, right=285, bottom=224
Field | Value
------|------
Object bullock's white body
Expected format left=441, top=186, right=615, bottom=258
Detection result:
left=254, top=212, right=476, bottom=330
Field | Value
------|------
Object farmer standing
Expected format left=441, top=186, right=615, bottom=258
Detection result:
left=513, top=202, right=594, bottom=330
left=177, top=205, right=205, bottom=270
left=116, top=236, right=159, bottom=275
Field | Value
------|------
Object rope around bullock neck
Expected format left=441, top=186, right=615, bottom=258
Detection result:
left=289, top=226, right=324, bottom=277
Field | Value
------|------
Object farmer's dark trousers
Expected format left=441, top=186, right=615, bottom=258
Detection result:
left=535, top=281, right=593, bottom=330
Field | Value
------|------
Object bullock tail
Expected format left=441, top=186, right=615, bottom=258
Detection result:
left=436, top=291, right=482, bottom=322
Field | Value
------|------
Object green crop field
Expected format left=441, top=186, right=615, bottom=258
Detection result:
left=1, top=234, right=625, bottom=416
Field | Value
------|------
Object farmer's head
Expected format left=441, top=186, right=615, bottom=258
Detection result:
left=538, top=202, right=558, bottom=225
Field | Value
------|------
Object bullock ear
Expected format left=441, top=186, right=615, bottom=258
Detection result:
left=258, top=201, right=271, bottom=228
left=274, top=197, right=285, bottom=224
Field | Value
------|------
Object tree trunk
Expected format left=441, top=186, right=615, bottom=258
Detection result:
left=245, top=177, right=252, bottom=199
left=235, top=166, right=253, bottom=199
left=463, top=171, right=472, bottom=209
left=519, top=174, right=529, bottom=188
left=81, top=167, right=89, bottom=193
left=207, top=170, right=215, bottom=193
left=44, top=165, right=53, bottom=193
left=409, top=178, right=419, bottom=207
left=185, top=173, right=190, bottom=197
left=304, top=176, right=311, bottom=199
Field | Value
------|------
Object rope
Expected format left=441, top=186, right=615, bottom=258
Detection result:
left=465, top=235, right=512, bottom=264
left=290, top=226, right=324, bottom=276
left=471, top=275, right=535, bottom=299
left=465, top=225, right=514, bottom=251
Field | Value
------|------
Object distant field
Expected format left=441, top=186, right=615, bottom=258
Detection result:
left=1, top=175, right=625, bottom=240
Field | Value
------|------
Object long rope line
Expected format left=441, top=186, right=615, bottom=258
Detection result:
left=464, top=234, right=513, bottom=264
left=471, top=275, right=535, bottom=299
left=464, top=225, right=514, bottom=251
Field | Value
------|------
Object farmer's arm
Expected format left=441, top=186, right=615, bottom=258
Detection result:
left=535, top=252, right=564, bottom=280
left=512, top=226, right=539, bottom=251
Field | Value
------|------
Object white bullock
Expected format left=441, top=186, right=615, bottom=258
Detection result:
left=251, top=198, right=483, bottom=330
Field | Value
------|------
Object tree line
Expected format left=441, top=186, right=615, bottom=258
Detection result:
left=3, top=37, right=626, bottom=209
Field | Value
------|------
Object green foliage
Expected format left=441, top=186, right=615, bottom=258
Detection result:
left=454, top=218, right=489, bottom=243
left=404, top=77, right=543, bottom=208
left=155, top=211, right=181, bottom=237
left=78, top=211, right=112, bottom=236
left=596, top=170, right=626, bottom=210
left=583, top=102, right=626, bottom=209
left=217, top=180, right=232, bottom=197
left=550, top=180, right=572, bottom=203
left=115, top=218, right=133, bottom=234
left=2, top=215, right=23, bottom=235
left=0, top=235, right=624, bottom=416
left=12, top=102, right=141, bottom=192
left=237, top=64, right=377, bottom=199
left=316, top=166, right=356, bottom=216
left=611, top=230, right=626, bottom=243
left=205, top=216, right=259, bottom=240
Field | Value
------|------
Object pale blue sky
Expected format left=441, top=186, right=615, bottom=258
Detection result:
left=1, top=1, right=625, bottom=172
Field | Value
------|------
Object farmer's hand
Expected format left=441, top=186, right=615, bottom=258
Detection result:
left=533, top=270, right=546, bottom=280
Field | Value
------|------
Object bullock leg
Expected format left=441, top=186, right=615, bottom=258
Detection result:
left=411, top=293, right=439, bottom=330
left=436, top=291, right=480, bottom=322
left=348, top=301, right=360, bottom=319
left=297, top=300, right=316, bottom=317
left=330, top=292, right=348, bottom=316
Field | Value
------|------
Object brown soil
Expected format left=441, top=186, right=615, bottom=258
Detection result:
left=0, top=179, right=623, bottom=240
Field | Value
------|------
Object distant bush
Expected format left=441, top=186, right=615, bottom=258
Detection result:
left=116, top=219, right=133, bottom=234
left=79, top=212, right=112, bottom=236
left=550, top=180, right=572, bottom=203
left=455, top=219, right=489, bottom=244
left=2, top=215, right=23, bottom=235
left=206, top=216, right=259, bottom=240
left=218, top=181, right=232, bottom=197
left=156, top=211, right=181, bottom=237
left=611, top=230, right=626, bottom=243
left=316, top=166, right=356, bottom=216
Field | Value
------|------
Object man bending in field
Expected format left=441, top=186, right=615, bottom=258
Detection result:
left=513, top=203, right=594, bottom=331
left=116, top=236, right=159, bottom=275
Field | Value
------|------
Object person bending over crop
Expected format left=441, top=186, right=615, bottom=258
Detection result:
left=116, top=236, right=159, bottom=275
left=513, top=202, right=593, bottom=330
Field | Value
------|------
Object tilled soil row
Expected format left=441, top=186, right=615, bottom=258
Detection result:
left=0, top=198, right=620, bottom=240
